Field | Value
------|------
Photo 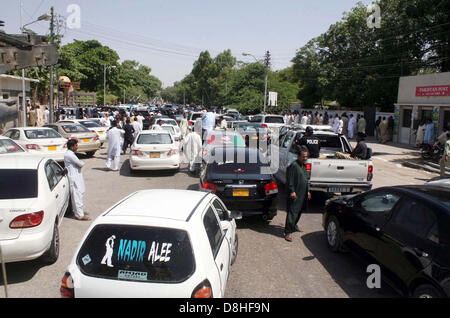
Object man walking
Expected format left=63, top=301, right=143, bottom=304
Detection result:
left=122, top=118, right=135, bottom=154
left=180, top=112, right=188, bottom=139
left=106, top=121, right=124, bottom=171
left=284, top=146, right=311, bottom=242
left=182, top=126, right=202, bottom=174
left=64, top=139, right=90, bottom=221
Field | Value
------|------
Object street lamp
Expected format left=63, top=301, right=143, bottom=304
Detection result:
left=242, top=52, right=269, bottom=114
left=104, top=65, right=116, bottom=106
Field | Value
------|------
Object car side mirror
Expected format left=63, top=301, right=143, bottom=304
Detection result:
left=229, top=210, right=242, bottom=220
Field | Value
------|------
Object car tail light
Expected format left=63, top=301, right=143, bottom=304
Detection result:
left=202, top=149, right=208, bottom=156
left=264, top=181, right=278, bottom=195
left=202, top=181, right=217, bottom=193
left=26, top=144, right=41, bottom=150
left=167, top=149, right=178, bottom=157
left=207, top=135, right=215, bottom=144
left=367, top=165, right=373, bottom=181
left=60, top=272, right=74, bottom=298
left=189, top=121, right=193, bottom=125
left=90, top=130, right=96, bottom=133
left=131, top=149, right=144, bottom=156
left=261, top=124, right=268, bottom=128
left=63, top=143, right=67, bottom=148
left=191, top=280, right=212, bottom=298
left=9, top=211, right=44, bottom=229
left=305, top=163, right=312, bottom=180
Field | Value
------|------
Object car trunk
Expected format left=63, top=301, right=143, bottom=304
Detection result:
left=309, top=159, right=370, bottom=183
left=0, top=199, right=37, bottom=240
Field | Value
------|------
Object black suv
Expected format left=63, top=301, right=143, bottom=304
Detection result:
left=200, top=147, right=278, bottom=221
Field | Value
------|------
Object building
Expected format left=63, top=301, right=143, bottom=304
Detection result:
left=394, top=72, right=450, bottom=145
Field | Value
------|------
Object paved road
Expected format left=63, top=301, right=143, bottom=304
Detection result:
left=0, top=141, right=438, bottom=298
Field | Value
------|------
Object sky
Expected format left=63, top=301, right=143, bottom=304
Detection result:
left=1, top=0, right=374, bottom=87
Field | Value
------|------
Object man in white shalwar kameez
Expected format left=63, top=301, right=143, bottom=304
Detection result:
left=179, top=113, right=188, bottom=139
left=348, top=114, right=356, bottom=139
left=131, top=119, right=141, bottom=140
left=64, top=139, right=90, bottom=221
left=106, top=122, right=124, bottom=171
left=182, top=127, right=202, bottom=173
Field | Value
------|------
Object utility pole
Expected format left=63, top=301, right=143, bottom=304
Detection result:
left=48, top=6, right=54, bottom=124
left=263, top=50, right=270, bottom=114
left=20, top=1, right=26, bottom=127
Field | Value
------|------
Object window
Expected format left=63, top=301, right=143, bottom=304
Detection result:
left=0, top=139, right=24, bottom=154
left=137, top=134, right=172, bottom=144
left=282, top=132, right=294, bottom=148
left=62, top=124, right=90, bottom=133
left=50, top=161, right=64, bottom=183
left=393, top=199, right=437, bottom=240
left=203, top=207, right=222, bottom=256
left=25, top=129, right=62, bottom=139
left=249, top=116, right=263, bottom=123
left=5, top=130, right=20, bottom=140
left=76, top=224, right=195, bottom=283
left=212, top=199, right=227, bottom=220
left=45, top=162, right=58, bottom=190
left=359, top=192, right=401, bottom=213
left=402, top=109, right=412, bottom=128
left=265, top=116, right=284, bottom=124
left=0, top=169, right=38, bottom=199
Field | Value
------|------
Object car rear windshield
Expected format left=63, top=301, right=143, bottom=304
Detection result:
left=264, top=116, right=284, bottom=124
left=137, top=134, right=173, bottom=144
left=76, top=224, right=195, bottom=283
left=210, top=149, right=270, bottom=174
left=62, top=125, right=90, bottom=133
left=25, top=129, right=62, bottom=139
left=316, top=135, right=342, bottom=148
left=80, top=121, right=101, bottom=128
left=0, top=169, right=37, bottom=199
left=208, top=133, right=245, bottom=146
left=0, top=139, right=24, bottom=154
left=162, top=126, right=175, bottom=134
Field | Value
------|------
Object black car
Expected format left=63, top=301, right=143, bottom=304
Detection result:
left=323, top=185, right=450, bottom=298
left=200, top=147, right=277, bottom=221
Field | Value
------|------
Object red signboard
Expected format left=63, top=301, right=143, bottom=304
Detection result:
left=416, top=85, right=450, bottom=97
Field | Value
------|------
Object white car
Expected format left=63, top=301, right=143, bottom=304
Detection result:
left=60, top=189, right=239, bottom=298
left=0, top=135, right=27, bottom=155
left=0, top=155, right=70, bottom=264
left=248, top=114, right=286, bottom=131
left=159, top=119, right=181, bottom=140
left=58, top=119, right=108, bottom=145
left=4, top=127, right=68, bottom=162
left=154, top=124, right=181, bottom=142
left=129, top=130, right=180, bottom=171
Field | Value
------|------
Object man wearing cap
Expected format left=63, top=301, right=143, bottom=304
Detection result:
left=334, top=132, right=368, bottom=160
left=292, top=126, right=321, bottom=158
left=284, top=146, right=311, bottom=242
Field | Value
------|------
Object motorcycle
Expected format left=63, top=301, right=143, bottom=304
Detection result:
left=420, top=142, right=444, bottom=162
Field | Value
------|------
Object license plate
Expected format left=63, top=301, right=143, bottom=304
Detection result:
left=328, top=187, right=351, bottom=193
left=233, top=188, right=249, bottom=197
left=48, top=146, right=57, bottom=151
left=251, top=136, right=259, bottom=140
left=83, top=138, right=90, bottom=143
left=150, top=152, right=160, bottom=158
left=99, top=131, right=104, bottom=135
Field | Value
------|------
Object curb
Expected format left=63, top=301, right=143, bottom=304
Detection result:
left=401, top=160, right=450, bottom=176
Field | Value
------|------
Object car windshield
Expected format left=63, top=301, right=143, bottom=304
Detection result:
left=265, top=116, right=284, bottom=124
left=0, top=169, right=38, bottom=199
left=316, top=135, right=342, bottom=149
left=80, top=121, right=101, bottom=128
left=161, top=126, right=175, bottom=134
left=0, top=139, right=24, bottom=154
left=137, top=134, right=173, bottom=144
left=62, top=125, right=90, bottom=133
left=162, top=120, right=177, bottom=126
left=25, top=129, right=62, bottom=139
left=207, top=133, right=245, bottom=147
left=76, top=224, right=195, bottom=283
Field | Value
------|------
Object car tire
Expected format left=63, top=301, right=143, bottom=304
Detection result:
left=413, top=284, right=443, bottom=298
left=41, top=223, right=59, bottom=264
left=325, top=216, right=343, bottom=252
left=86, top=151, right=96, bottom=157
left=231, top=234, right=238, bottom=266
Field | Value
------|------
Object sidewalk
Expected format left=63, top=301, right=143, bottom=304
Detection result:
left=357, top=136, right=450, bottom=176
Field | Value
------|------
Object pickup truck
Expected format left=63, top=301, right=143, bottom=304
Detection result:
left=273, top=125, right=373, bottom=195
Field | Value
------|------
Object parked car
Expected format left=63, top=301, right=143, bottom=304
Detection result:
left=0, top=135, right=27, bottom=155
left=248, top=114, right=286, bottom=131
left=58, top=119, right=108, bottom=145
left=200, top=147, right=277, bottom=221
left=4, top=127, right=68, bottom=162
left=156, top=124, right=181, bottom=142
left=188, top=112, right=204, bottom=129
left=0, top=155, right=70, bottom=264
left=60, top=189, right=239, bottom=298
left=323, top=185, right=450, bottom=298
left=129, top=130, right=180, bottom=171
left=44, top=123, right=101, bottom=157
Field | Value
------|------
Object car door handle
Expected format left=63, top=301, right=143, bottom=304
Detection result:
left=55, top=194, right=59, bottom=199
left=414, top=248, right=429, bottom=258
left=220, top=264, right=224, bottom=271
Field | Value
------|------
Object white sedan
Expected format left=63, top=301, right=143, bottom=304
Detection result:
left=4, top=127, right=68, bottom=162
left=0, top=155, right=70, bottom=264
left=152, top=124, right=181, bottom=142
left=60, top=189, right=239, bottom=298
left=0, top=135, right=27, bottom=155
left=129, top=130, right=180, bottom=171
left=58, top=119, right=108, bottom=145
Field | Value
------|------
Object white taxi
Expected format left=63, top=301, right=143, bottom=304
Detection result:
left=129, top=130, right=180, bottom=171
left=4, top=127, right=67, bottom=162
left=58, top=119, right=108, bottom=145
left=60, top=190, right=239, bottom=298
left=0, top=155, right=70, bottom=264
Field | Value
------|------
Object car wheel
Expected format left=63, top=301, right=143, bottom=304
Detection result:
left=325, top=216, right=343, bottom=252
left=86, top=151, right=96, bottom=157
left=41, top=223, right=59, bottom=264
left=231, top=234, right=238, bottom=266
left=413, top=284, right=443, bottom=298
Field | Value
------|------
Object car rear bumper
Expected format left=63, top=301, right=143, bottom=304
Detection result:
left=219, top=195, right=277, bottom=216
left=309, top=182, right=372, bottom=193
left=0, top=228, right=52, bottom=263
left=130, top=155, right=180, bottom=170
left=77, top=141, right=101, bottom=153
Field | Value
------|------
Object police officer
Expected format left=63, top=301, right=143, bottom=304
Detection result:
left=293, top=126, right=320, bottom=158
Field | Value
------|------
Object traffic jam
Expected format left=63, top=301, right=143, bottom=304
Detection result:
left=1, top=104, right=449, bottom=299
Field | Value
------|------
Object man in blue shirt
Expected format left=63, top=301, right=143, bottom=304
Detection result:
left=201, top=111, right=216, bottom=143
left=424, top=119, right=435, bottom=145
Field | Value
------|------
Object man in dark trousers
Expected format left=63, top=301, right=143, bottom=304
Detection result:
left=292, top=126, right=321, bottom=158
left=122, top=118, right=135, bottom=154
left=284, top=146, right=311, bottom=242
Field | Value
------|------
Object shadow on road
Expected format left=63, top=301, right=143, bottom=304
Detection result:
left=301, top=231, right=399, bottom=298
left=119, top=159, right=179, bottom=178
left=0, top=260, right=46, bottom=286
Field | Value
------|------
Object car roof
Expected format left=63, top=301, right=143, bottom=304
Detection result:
left=104, top=190, right=209, bottom=222
left=0, top=155, right=45, bottom=169
left=392, top=185, right=450, bottom=208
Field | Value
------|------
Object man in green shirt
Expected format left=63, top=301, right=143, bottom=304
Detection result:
left=285, top=146, right=311, bottom=242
